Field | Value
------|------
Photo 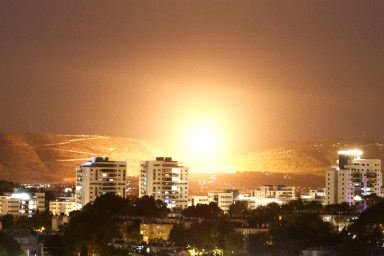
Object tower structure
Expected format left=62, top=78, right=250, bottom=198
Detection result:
left=139, top=157, right=189, bottom=209
left=325, top=150, right=382, bottom=206
left=75, top=157, right=127, bottom=207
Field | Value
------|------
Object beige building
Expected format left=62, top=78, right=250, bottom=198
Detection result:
left=189, top=191, right=234, bottom=213
left=326, top=150, right=382, bottom=205
left=0, top=191, right=45, bottom=216
left=49, top=197, right=81, bottom=216
left=139, top=157, right=189, bottom=209
left=76, top=157, right=127, bottom=207
left=252, top=185, right=295, bottom=200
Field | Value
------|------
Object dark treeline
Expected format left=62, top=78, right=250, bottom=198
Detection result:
left=3, top=193, right=384, bottom=255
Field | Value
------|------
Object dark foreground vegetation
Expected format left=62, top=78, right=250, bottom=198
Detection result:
left=2, top=193, right=384, bottom=255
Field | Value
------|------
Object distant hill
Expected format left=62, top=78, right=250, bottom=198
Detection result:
left=0, top=132, right=167, bottom=183
left=0, top=131, right=383, bottom=183
left=231, top=140, right=384, bottom=175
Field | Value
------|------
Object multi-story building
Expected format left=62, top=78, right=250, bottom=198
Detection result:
left=252, top=185, right=295, bottom=200
left=139, top=157, right=189, bottom=209
left=325, top=150, right=382, bottom=205
left=0, top=191, right=45, bottom=216
left=208, top=191, right=234, bottom=212
left=75, top=157, right=127, bottom=207
left=189, top=191, right=234, bottom=213
left=49, top=197, right=81, bottom=216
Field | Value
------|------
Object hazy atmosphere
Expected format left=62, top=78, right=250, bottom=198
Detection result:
left=1, top=1, right=384, bottom=160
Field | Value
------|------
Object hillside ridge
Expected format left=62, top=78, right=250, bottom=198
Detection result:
left=0, top=131, right=383, bottom=183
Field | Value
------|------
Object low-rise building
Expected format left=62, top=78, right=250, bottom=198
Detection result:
left=189, top=191, right=234, bottom=213
left=0, top=191, right=45, bottom=216
left=49, top=197, right=81, bottom=216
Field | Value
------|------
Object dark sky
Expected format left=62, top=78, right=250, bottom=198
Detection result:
left=1, top=1, right=384, bottom=155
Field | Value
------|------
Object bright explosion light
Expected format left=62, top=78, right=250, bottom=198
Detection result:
left=181, top=117, right=226, bottom=162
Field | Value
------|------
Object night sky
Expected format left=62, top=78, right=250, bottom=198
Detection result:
left=1, top=1, right=384, bottom=156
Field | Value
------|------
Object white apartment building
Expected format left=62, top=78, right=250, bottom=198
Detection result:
left=252, top=185, right=295, bottom=200
left=139, top=157, right=189, bottom=209
left=75, top=157, right=127, bottom=207
left=0, top=191, right=45, bottom=216
left=233, top=185, right=295, bottom=209
left=49, top=197, right=81, bottom=216
left=326, top=150, right=382, bottom=205
left=189, top=191, right=234, bottom=213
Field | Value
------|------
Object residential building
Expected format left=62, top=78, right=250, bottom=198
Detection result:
left=0, top=191, right=45, bottom=216
left=139, top=157, right=189, bottom=209
left=189, top=191, right=234, bottom=213
left=252, top=185, right=295, bottom=200
left=208, top=191, right=234, bottom=212
left=49, top=197, right=81, bottom=216
left=75, top=156, right=127, bottom=207
left=325, top=150, right=382, bottom=205
left=231, top=185, right=295, bottom=209
left=300, top=188, right=326, bottom=202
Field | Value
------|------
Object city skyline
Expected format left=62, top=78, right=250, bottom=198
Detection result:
left=1, top=1, right=384, bottom=163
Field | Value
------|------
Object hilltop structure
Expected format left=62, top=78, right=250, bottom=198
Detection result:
left=325, top=150, right=382, bottom=205
left=75, top=157, right=127, bottom=207
left=139, top=157, right=189, bottom=209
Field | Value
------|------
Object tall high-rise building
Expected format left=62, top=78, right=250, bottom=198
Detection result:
left=75, top=157, right=127, bottom=207
left=325, top=150, right=382, bottom=205
left=139, top=157, right=189, bottom=209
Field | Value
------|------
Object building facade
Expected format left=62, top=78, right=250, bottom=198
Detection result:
left=139, top=157, right=189, bottom=209
left=49, top=197, right=81, bottom=216
left=325, top=150, right=382, bottom=205
left=189, top=191, right=234, bottom=213
left=252, top=185, right=295, bottom=200
left=0, top=191, right=45, bottom=216
left=75, top=157, right=127, bottom=207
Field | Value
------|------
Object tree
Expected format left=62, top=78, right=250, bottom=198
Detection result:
left=182, top=202, right=223, bottom=219
left=0, top=232, right=23, bottom=256
left=228, top=201, right=248, bottom=218
left=269, top=213, right=337, bottom=256
left=349, top=201, right=384, bottom=247
left=0, top=214, right=15, bottom=229
left=247, top=232, right=272, bottom=256
left=249, top=203, right=280, bottom=228
left=63, top=193, right=127, bottom=255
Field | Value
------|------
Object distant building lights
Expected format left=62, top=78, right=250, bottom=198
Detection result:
left=10, top=193, right=31, bottom=200
left=338, top=149, right=363, bottom=156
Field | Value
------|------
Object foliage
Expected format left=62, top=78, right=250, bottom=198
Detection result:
left=62, top=193, right=169, bottom=255
left=169, top=219, right=245, bottom=255
left=249, top=203, right=280, bottom=228
left=0, top=180, right=20, bottom=195
left=246, top=232, right=273, bottom=256
left=269, top=213, right=337, bottom=256
left=133, top=195, right=169, bottom=217
left=1, top=214, right=15, bottom=229
left=0, top=232, right=24, bottom=256
left=348, top=201, right=384, bottom=247
left=182, top=202, right=223, bottom=219
left=228, top=201, right=248, bottom=217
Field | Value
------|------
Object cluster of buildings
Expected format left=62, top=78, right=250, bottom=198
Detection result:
left=0, top=149, right=382, bottom=255
left=1, top=149, right=382, bottom=218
